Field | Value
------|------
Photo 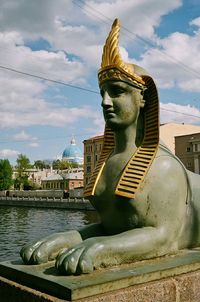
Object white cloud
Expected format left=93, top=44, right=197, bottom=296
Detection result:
left=160, top=102, right=200, bottom=124
left=0, top=99, right=97, bottom=128
left=29, top=142, right=39, bottom=148
left=83, top=0, right=182, bottom=40
left=13, top=130, right=37, bottom=141
left=0, top=30, right=98, bottom=129
left=0, top=0, right=74, bottom=39
left=190, top=17, right=200, bottom=28
left=0, top=149, right=20, bottom=158
left=0, top=0, right=184, bottom=73
left=0, top=31, right=86, bottom=85
left=134, top=17, right=200, bottom=92
left=0, top=0, right=199, bottom=135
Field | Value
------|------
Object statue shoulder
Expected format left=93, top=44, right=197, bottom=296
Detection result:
left=141, top=144, right=189, bottom=205
left=152, top=144, right=187, bottom=178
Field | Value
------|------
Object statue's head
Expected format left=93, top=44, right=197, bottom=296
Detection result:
left=98, top=19, right=147, bottom=95
left=97, top=19, right=159, bottom=144
left=84, top=19, right=159, bottom=199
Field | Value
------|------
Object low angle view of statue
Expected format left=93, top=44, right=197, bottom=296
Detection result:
left=20, top=19, right=200, bottom=275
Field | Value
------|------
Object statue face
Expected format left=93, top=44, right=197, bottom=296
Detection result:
left=100, top=81, right=144, bottom=129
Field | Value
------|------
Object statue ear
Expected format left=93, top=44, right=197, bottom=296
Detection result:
left=140, top=88, right=148, bottom=108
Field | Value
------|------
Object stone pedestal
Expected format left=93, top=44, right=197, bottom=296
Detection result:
left=1, top=249, right=200, bottom=302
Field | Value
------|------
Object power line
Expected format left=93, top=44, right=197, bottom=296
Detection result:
left=161, top=107, right=200, bottom=119
left=73, top=0, right=200, bottom=79
left=0, top=132, right=101, bottom=144
left=0, top=63, right=200, bottom=120
left=0, top=65, right=99, bottom=95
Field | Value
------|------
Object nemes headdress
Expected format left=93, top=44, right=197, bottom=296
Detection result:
left=84, top=19, right=159, bottom=199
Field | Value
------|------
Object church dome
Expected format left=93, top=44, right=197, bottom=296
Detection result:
left=62, top=137, right=83, bottom=165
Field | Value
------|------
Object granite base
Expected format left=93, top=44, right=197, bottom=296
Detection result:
left=1, top=249, right=200, bottom=301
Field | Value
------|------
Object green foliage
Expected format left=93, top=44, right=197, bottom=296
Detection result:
left=52, top=159, right=79, bottom=170
left=16, top=154, right=31, bottom=172
left=15, top=154, right=31, bottom=190
left=0, top=159, right=13, bottom=190
left=34, top=160, right=50, bottom=169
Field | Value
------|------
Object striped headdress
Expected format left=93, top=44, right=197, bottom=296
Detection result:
left=84, top=19, right=159, bottom=199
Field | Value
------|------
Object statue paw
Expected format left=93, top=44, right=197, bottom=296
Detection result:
left=20, top=231, right=83, bottom=265
left=20, top=239, right=51, bottom=264
left=55, top=238, right=105, bottom=274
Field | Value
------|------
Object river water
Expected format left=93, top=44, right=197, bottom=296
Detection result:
left=0, top=206, right=99, bottom=262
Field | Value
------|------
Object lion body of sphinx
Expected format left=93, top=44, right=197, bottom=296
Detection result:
left=88, top=141, right=200, bottom=259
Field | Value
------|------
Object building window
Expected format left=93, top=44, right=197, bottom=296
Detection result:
left=186, top=147, right=191, bottom=152
left=195, top=144, right=198, bottom=152
left=95, top=155, right=98, bottom=161
left=87, top=166, right=91, bottom=173
left=87, top=155, right=91, bottom=163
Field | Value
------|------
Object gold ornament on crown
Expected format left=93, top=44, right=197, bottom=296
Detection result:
left=84, top=19, right=159, bottom=199
left=98, top=18, right=145, bottom=88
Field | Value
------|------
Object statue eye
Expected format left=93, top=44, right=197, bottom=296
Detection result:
left=108, top=86, right=125, bottom=97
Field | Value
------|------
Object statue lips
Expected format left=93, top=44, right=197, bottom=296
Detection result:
left=104, top=109, right=116, bottom=119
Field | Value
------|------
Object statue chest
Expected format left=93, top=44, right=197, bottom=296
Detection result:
left=95, top=154, right=128, bottom=197
left=90, top=152, right=154, bottom=232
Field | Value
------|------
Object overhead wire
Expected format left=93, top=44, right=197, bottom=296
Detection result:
left=73, top=0, right=200, bottom=79
left=0, top=63, right=199, bottom=120
left=0, top=65, right=99, bottom=94
left=0, top=2, right=199, bottom=122
left=0, top=132, right=98, bottom=144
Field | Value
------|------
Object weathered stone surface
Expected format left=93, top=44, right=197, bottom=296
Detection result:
left=175, top=271, right=200, bottom=302
left=0, top=275, right=64, bottom=302
left=1, top=249, right=200, bottom=301
left=2, top=271, right=200, bottom=302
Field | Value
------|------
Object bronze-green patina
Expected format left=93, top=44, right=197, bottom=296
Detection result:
left=20, top=19, right=200, bottom=276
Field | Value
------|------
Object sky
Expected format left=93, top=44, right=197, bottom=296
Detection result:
left=0, top=0, right=200, bottom=165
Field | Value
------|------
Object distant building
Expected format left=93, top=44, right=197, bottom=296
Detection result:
left=41, top=174, right=65, bottom=190
left=175, top=132, right=200, bottom=174
left=160, top=123, right=200, bottom=154
left=41, top=168, right=84, bottom=191
left=83, top=123, right=200, bottom=185
left=12, top=168, right=53, bottom=187
left=62, top=137, right=83, bottom=165
left=83, top=135, right=103, bottom=187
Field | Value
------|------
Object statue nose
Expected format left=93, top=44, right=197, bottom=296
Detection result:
left=101, top=92, right=112, bottom=108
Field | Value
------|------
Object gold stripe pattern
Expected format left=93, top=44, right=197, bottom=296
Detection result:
left=115, top=76, right=159, bottom=199
left=84, top=127, right=114, bottom=197
left=84, top=20, right=159, bottom=200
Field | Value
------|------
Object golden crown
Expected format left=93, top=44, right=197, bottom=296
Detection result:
left=98, top=19, right=145, bottom=88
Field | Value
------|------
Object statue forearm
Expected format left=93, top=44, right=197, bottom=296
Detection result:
left=92, top=226, right=170, bottom=267
left=55, top=225, right=171, bottom=274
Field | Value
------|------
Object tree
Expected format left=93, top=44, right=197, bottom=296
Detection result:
left=52, top=159, right=79, bottom=170
left=0, top=159, right=13, bottom=190
left=34, top=160, right=50, bottom=170
left=52, top=159, right=61, bottom=170
left=16, top=154, right=31, bottom=171
left=15, top=154, right=31, bottom=190
left=34, top=160, right=46, bottom=170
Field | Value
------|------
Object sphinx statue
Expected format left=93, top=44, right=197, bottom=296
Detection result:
left=20, top=19, right=200, bottom=275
